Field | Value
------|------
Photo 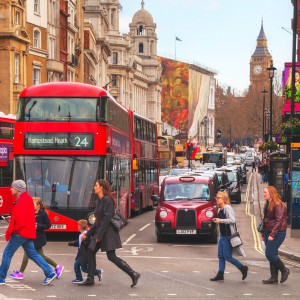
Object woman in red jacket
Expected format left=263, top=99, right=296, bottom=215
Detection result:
left=0, top=180, right=56, bottom=285
left=262, top=186, right=290, bottom=284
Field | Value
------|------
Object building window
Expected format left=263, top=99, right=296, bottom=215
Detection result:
left=14, top=54, right=20, bottom=84
left=33, top=30, right=40, bottom=48
left=138, top=43, right=144, bottom=53
left=49, top=37, right=55, bottom=59
left=34, top=0, right=40, bottom=14
left=15, top=11, right=20, bottom=25
left=68, top=69, right=74, bottom=82
left=112, top=52, right=118, bottom=64
left=111, top=74, right=117, bottom=87
left=33, top=68, right=41, bottom=85
left=138, top=25, right=144, bottom=36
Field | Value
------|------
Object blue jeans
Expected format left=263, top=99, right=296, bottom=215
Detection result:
left=218, top=235, right=243, bottom=272
left=264, top=231, right=286, bottom=262
left=74, top=259, right=101, bottom=281
left=0, top=234, right=54, bottom=283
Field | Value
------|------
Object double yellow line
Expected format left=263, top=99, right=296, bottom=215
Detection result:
left=245, top=173, right=300, bottom=268
left=244, top=173, right=264, bottom=255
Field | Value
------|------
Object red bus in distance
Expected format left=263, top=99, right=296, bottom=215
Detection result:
left=130, top=112, right=159, bottom=215
left=0, top=112, right=15, bottom=216
left=14, top=82, right=132, bottom=232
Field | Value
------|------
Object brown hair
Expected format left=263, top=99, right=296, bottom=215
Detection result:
left=33, top=197, right=46, bottom=210
left=216, top=191, right=231, bottom=205
left=266, top=186, right=285, bottom=211
left=97, top=179, right=115, bottom=206
left=78, top=219, right=88, bottom=230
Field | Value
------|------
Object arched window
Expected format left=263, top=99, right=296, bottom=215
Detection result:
left=138, top=25, right=144, bottom=35
left=33, top=29, right=41, bottom=48
left=138, top=43, right=144, bottom=53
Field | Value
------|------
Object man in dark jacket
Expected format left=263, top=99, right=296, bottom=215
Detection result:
left=0, top=180, right=56, bottom=285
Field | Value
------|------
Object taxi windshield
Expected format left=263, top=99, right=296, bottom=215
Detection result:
left=164, top=183, right=210, bottom=201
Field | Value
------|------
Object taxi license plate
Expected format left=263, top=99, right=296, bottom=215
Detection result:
left=51, top=224, right=66, bottom=229
left=176, top=229, right=196, bottom=234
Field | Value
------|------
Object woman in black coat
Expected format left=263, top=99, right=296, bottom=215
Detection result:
left=79, top=179, right=141, bottom=287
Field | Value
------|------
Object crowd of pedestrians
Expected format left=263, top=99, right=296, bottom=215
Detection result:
left=0, top=178, right=290, bottom=287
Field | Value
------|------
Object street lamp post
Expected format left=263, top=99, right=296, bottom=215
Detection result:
left=267, top=61, right=277, bottom=146
left=261, top=88, right=268, bottom=142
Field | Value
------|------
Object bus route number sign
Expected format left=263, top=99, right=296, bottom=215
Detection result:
left=24, top=133, right=94, bottom=150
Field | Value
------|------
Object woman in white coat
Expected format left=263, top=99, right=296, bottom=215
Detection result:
left=210, top=191, right=248, bottom=281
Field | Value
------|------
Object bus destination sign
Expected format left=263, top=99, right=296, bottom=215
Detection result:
left=24, top=133, right=94, bottom=150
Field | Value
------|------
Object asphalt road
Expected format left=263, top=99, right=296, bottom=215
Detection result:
left=0, top=171, right=299, bottom=300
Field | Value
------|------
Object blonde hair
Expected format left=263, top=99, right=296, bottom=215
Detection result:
left=78, top=219, right=88, bottom=230
left=33, top=197, right=45, bottom=210
left=216, top=191, right=231, bottom=205
left=266, top=186, right=285, bottom=211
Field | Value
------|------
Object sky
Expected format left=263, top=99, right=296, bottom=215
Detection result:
left=119, top=0, right=293, bottom=94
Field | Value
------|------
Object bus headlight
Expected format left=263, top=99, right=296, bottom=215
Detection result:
left=87, top=212, right=96, bottom=225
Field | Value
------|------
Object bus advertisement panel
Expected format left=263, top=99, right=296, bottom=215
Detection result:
left=14, top=82, right=132, bottom=232
left=130, top=112, right=159, bottom=215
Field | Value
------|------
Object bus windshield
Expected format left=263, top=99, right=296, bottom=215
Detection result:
left=15, top=156, right=104, bottom=209
left=17, top=98, right=98, bottom=122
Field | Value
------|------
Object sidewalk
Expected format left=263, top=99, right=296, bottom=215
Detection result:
left=255, top=173, right=300, bottom=262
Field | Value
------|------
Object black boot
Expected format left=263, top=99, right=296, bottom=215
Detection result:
left=118, top=260, right=141, bottom=288
left=78, top=276, right=95, bottom=286
left=239, top=265, right=248, bottom=280
left=274, top=258, right=290, bottom=283
left=210, top=271, right=224, bottom=281
left=262, top=262, right=278, bottom=284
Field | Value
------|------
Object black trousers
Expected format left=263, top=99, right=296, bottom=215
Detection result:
left=87, top=246, right=133, bottom=279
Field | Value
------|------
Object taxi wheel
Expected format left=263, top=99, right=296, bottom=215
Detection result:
left=156, top=230, right=165, bottom=243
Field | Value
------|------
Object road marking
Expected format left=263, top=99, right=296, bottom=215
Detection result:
left=139, top=223, right=151, bottom=231
left=123, top=234, right=136, bottom=245
left=167, top=294, right=177, bottom=296
left=152, top=271, right=215, bottom=292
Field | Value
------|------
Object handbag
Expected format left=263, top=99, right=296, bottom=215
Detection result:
left=111, top=210, right=126, bottom=231
left=228, top=231, right=243, bottom=248
left=257, top=221, right=264, bottom=233
left=228, top=223, right=243, bottom=248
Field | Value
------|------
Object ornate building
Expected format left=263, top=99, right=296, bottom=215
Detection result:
left=0, top=0, right=30, bottom=113
left=249, top=21, right=272, bottom=92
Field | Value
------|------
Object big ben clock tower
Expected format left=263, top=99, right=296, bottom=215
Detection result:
left=249, top=21, right=272, bottom=91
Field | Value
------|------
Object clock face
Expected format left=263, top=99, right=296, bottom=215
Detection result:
left=253, top=65, right=263, bottom=75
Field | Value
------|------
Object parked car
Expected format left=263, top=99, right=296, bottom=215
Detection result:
left=151, top=175, right=218, bottom=243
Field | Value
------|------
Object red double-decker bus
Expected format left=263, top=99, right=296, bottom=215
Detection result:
left=0, top=112, right=15, bottom=216
left=130, top=112, right=158, bottom=215
left=14, top=82, right=132, bottom=232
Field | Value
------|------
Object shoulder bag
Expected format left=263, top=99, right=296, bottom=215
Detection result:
left=228, top=223, right=243, bottom=248
left=111, top=210, right=126, bottom=231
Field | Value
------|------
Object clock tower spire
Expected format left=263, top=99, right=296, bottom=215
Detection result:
left=249, top=21, right=272, bottom=91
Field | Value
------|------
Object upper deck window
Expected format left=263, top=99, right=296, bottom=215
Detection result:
left=17, top=98, right=98, bottom=122
left=0, top=122, right=14, bottom=139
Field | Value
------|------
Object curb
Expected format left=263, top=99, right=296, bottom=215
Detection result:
left=279, top=250, right=300, bottom=263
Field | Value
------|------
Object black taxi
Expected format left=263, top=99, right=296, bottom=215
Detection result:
left=151, top=175, right=218, bottom=243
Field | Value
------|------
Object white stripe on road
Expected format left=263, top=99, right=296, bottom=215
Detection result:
left=123, top=234, right=136, bottom=245
left=139, top=223, right=151, bottom=231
